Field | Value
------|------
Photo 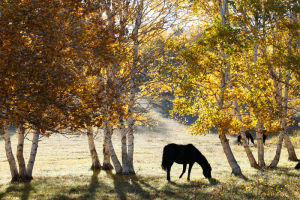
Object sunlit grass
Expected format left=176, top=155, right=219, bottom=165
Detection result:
left=0, top=110, right=299, bottom=199
left=268, top=129, right=300, bottom=148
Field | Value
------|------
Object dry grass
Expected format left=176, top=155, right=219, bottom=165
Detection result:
left=0, top=109, right=299, bottom=200
left=268, top=129, right=300, bottom=148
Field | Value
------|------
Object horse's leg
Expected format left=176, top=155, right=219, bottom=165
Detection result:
left=247, top=136, right=249, bottom=145
left=187, top=163, right=194, bottom=181
left=167, top=162, right=173, bottom=181
left=250, top=136, right=254, bottom=144
left=263, top=134, right=266, bottom=145
left=179, top=164, right=187, bottom=179
left=237, top=136, right=241, bottom=145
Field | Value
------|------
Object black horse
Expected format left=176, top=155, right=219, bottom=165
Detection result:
left=161, top=143, right=212, bottom=181
left=237, top=130, right=267, bottom=145
left=262, top=129, right=267, bottom=145
left=295, top=162, right=300, bottom=169
left=237, top=130, right=254, bottom=145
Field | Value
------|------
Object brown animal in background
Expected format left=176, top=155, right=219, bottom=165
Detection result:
left=237, top=130, right=254, bottom=145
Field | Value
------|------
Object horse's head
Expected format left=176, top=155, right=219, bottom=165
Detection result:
left=203, top=169, right=211, bottom=179
left=203, top=165, right=212, bottom=179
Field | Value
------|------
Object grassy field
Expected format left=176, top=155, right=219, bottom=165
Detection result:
left=0, top=109, right=299, bottom=200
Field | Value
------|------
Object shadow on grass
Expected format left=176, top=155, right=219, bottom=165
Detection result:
left=105, top=170, right=151, bottom=200
left=134, top=176, right=190, bottom=199
left=90, top=170, right=100, bottom=195
left=269, top=167, right=300, bottom=177
left=83, top=169, right=101, bottom=200
left=52, top=170, right=105, bottom=200
left=104, top=171, right=219, bottom=200
left=0, top=182, right=33, bottom=200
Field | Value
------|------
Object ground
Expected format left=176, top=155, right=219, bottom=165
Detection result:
left=0, top=108, right=299, bottom=200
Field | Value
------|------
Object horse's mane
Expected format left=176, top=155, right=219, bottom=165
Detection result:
left=192, top=145, right=211, bottom=171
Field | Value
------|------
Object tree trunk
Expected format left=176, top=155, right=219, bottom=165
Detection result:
left=217, top=68, right=242, bottom=175
left=253, top=16, right=265, bottom=168
left=217, top=70, right=242, bottom=175
left=269, top=68, right=295, bottom=168
left=108, top=130, right=122, bottom=174
left=219, top=134, right=242, bottom=175
left=102, top=121, right=113, bottom=170
left=284, top=134, right=298, bottom=161
left=269, top=119, right=286, bottom=168
left=87, top=126, right=101, bottom=170
left=26, top=130, right=39, bottom=180
left=17, top=124, right=28, bottom=180
left=217, top=0, right=242, bottom=174
left=227, top=71, right=258, bottom=168
left=120, top=118, right=129, bottom=174
left=123, top=0, right=143, bottom=175
left=256, top=121, right=265, bottom=168
left=2, top=124, right=19, bottom=182
left=283, top=2, right=298, bottom=162
left=239, top=129, right=258, bottom=168
left=127, top=117, right=135, bottom=174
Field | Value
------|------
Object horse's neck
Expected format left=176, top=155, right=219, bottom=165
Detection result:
left=196, top=153, right=209, bottom=168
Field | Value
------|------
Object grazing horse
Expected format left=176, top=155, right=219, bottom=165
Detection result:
left=161, top=143, right=212, bottom=181
left=295, top=162, right=300, bottom=169
left=237, top=130, right=254, bottom=145
left=262, top=130, right=267, bottom=145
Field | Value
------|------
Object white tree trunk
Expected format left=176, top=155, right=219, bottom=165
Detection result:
left=269, top=70, right=291, bottom=168
left=284, top=8, right=298, bottom=160
left=223, top=0, right=257, bottom=169
left=227, top=70, right=258, bottom=168
left=239, top=128, right=258, bottom=168
left=253, top=17, right=265, bottom=167
left=26, top=130, right=39, bottom=180
left=120, top=118, right=129, bottom=174
left=256, top=121, right=265, bottom=168
left=123, top=0, right=143, bottom=175
left=108, top=131, right=122, bottom=174
left=282, top=70, right=297, bottom=161
left=87, top=126, right=101, bottom=170
left=102, top=121, right=113, bottom=170
left=3, top=124, right=19, bottom=182
left=127, top=117, right=135, bottom=173
left=219, top=134, right=242, bottom=175
left=17, top=124, right=28, bottom=180
left=219, top=0, right=229, bottom=25
left=217, top=69, right=242, bottom=175
left=284, top=134, right=298, bottom=161
left=269, top=119, right=286, bottom=168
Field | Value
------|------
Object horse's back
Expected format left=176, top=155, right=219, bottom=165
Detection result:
left=163, top=143, right=198, bottom=164
left=163, top=143, right=179, bottom=156
left=164, top=143, right=179, bottom=149
left=163, top=143, right=194, bottom=153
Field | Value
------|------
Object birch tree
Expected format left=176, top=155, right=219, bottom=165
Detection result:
left=0, top=0, right=104, bottom=181
left=164, top=0, right=245, bottom=175
left=90, top=0, right=178, bottom=174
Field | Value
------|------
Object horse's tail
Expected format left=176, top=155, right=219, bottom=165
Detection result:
left=161, top=146, right=168, bottom=171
